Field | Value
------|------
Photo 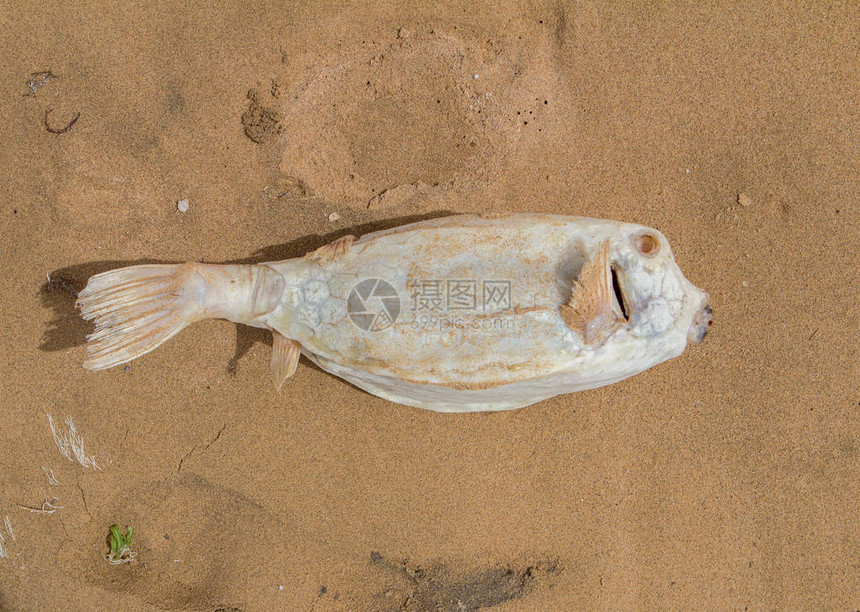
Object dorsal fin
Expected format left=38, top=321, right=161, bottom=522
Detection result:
left=560, top=240, right=623, bottom=345
left=271, top=331, right=301, bottom=392
left=307, top=234, right=355, bottom=264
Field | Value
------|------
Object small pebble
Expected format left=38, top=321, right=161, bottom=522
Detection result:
left=473, top=73, right=479, bottom=79
left=278, top=585, right=284, bottom=591
left=737, top=192, right=752, bottom=207
left=177, top=199, right=189, bottom=213
left=328, top=212, right=340, bottom=222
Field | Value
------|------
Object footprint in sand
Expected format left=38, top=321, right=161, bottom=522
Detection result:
left=356, top=551, right=563, bottom=611
left=272, top=26, right=561, bottom=210
left=64, top=474, right=295, bottom=610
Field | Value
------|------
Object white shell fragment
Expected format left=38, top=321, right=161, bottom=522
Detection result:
left=177, top=199, right=189, bottom=213
left=77, top=213, right=712, bottom=412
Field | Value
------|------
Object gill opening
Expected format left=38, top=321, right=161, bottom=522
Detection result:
left=611, top=265, right=629, bottom=321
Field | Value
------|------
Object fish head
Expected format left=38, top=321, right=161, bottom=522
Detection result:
left=610, top=225, right=712, bottom=350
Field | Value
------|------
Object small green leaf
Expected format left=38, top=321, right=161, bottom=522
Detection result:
left=107, top=524, right=134, bottom=562
left=109, top=525, right=122, bottom=554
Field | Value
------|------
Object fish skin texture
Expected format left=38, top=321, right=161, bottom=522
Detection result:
left=261, top=214, right=710, bottom=411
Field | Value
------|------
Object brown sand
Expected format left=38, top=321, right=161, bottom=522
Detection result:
left=1, top=1, right=858, bottom=610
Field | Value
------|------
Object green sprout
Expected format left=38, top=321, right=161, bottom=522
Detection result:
left=106, top=524, right=134, bottom=564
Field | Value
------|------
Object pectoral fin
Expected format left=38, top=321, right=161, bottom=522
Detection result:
left=272, top=331, right=301, bottom=392
left=560, top=240, right=624, bottom=346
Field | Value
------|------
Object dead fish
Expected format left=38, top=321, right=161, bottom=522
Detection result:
left=77, top=214, right=712, bottom=412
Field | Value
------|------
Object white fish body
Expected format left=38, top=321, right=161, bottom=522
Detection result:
left=77, top=214, right=712, bottom=412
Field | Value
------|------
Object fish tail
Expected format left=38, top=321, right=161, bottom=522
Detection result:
left=76, top=263, right=200, bottom=371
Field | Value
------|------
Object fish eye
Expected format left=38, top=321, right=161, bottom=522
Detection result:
left=633, top=232, right=660, bottom=257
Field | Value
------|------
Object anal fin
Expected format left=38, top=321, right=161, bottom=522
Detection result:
left=307, top=235, right=355, bottom=264
left=560, top=240, right=624, bottom=346
left=272, top=331, right=301, bottom=392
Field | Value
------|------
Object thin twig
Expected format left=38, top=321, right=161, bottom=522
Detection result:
left=17, top=488, right=63, bottom=514
left=44, top=108, right=80, bottom=134
left=41, top=465, right=60, bottom=486
left=47, top=414, right=100, bottom=470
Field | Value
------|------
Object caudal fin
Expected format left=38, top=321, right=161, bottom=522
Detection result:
left=76, top=264, right=194, bottom=371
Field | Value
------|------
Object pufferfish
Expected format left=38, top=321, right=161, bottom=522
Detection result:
left=77, top=213, right=712, bottom=412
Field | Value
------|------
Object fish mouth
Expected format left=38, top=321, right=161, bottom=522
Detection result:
left=688, top=301, right=713, bottom=344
